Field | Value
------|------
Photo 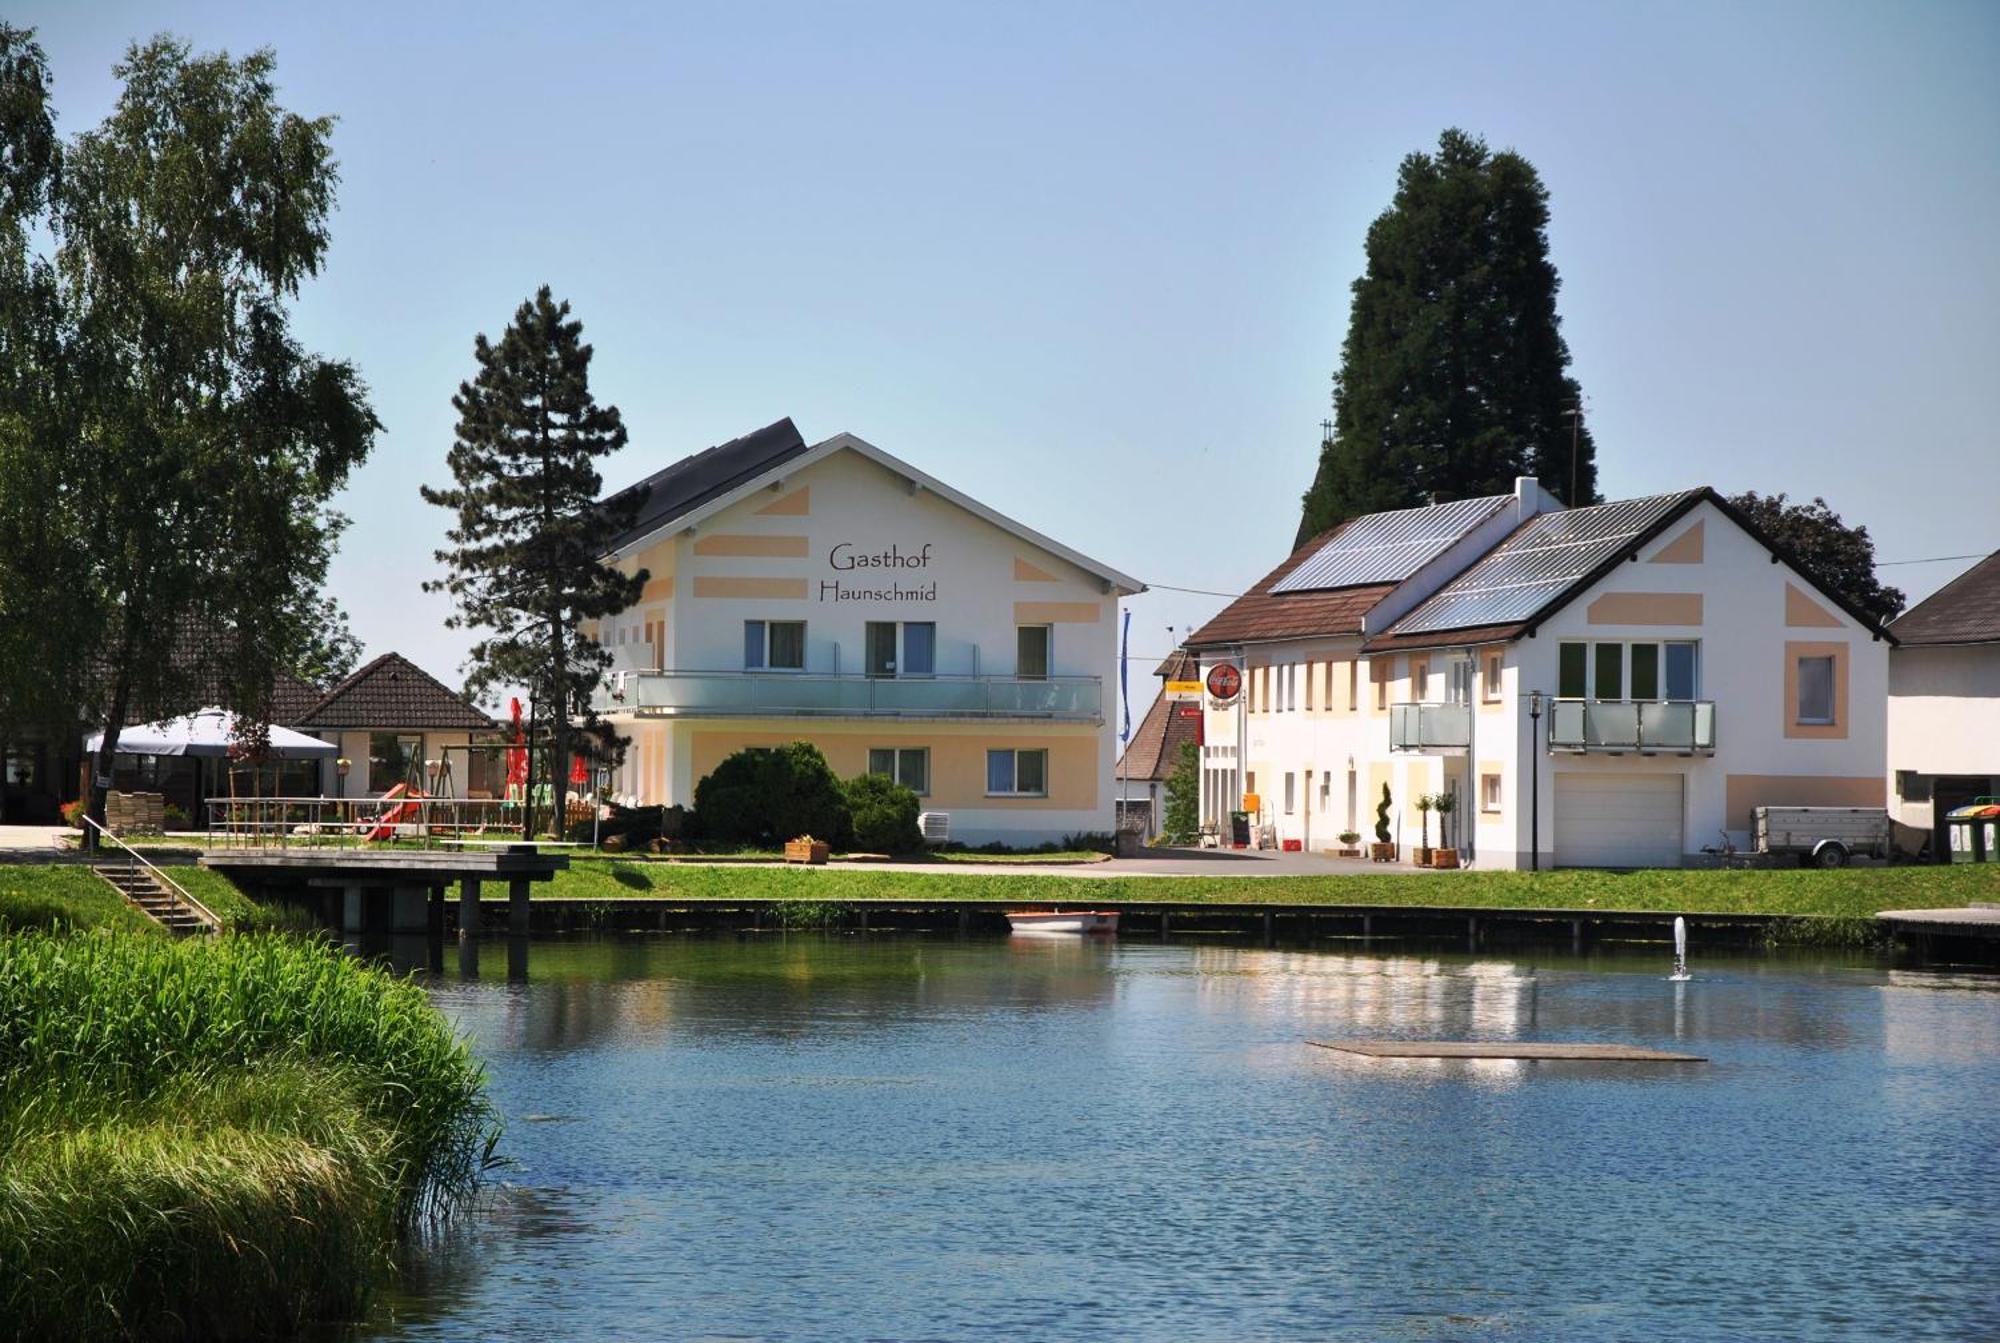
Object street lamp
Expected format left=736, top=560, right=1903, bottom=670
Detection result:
left=1527, top=691, right=1542, bottom=872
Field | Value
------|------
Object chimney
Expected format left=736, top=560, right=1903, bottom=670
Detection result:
left=1515, top=475, right=1561, bottom=521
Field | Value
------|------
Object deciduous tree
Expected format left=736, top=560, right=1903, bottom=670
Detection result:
left=1729, top=491, right=1905, bottom=625
left=423, top=288, right=646, bottom=838
left=1298, top=128, right=1599, bottom=545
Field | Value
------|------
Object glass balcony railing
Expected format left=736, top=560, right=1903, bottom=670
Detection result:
left=1547, top=699, right=1716, bottom=754
left=1389, top=701, right=1472, bottom=751
left=592, top=670, right=1102, bottom=720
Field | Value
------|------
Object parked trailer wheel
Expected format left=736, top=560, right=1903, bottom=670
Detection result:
left=1812, top=841, right=1849, bottom=869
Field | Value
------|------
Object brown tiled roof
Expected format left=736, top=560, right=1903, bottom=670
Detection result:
left=268, top=672, right=325, bottom=724
left=1889, top=550, right=2000, bottom=646
left=1362, top=622, right=1525, bottom=654
left=1185, top=530, right=1395, bottom=649
left=295, top=653, right=495, bottom=731
left=1117, top=686, right=1202, bottom=782
left=1152, top=648, right=1197, bottom=681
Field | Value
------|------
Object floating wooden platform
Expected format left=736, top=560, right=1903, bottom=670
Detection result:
left=1309, top=1040, right=1705, bottom=1062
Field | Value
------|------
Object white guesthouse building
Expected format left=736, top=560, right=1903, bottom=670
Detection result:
left=1187, top=481, right=1893, bottom=868
left=587, top=419, right=1142, bottom=846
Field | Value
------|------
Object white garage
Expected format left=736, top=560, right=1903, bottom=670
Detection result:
left=1554, top=773, right=1685, bottom=868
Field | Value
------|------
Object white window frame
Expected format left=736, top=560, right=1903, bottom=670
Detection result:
left=986, top=747, right=1049, bottom=797
left=1796, top=655, right=1836, bottom=725
left=867, top=747, right=931, bottom=795
left=1017, top=625, right=1052, bottom=681
left=1481, top=773, right=1502, bottom=813
left=745, top=619, right=806, bottom=671
left=1558, top=639, right=1701, bottom=701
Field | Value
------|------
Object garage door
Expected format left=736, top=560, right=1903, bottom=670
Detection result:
left=1554, top=773, right=1684, bottom=869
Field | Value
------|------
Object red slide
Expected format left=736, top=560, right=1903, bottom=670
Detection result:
left=365, top=783, right=424, bottom=841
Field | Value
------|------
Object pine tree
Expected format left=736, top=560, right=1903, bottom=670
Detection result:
left=1298, top=129, right=1599, bottom=546
left=423, top=287, right=646, bottom=838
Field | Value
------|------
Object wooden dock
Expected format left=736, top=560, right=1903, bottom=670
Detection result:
left=1876, top=904, right=2000, bottom=941
left=1309, top=1040, right=1705, bottom=1062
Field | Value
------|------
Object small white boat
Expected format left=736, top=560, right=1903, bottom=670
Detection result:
left=1006, top=909, right=1120, bottom=936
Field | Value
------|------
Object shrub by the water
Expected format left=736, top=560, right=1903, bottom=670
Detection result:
left=843, top=772, right=922, bottom=853
left=693, top=741, right=852, bottom=848
left=0, top=930, right=498, bottom=1339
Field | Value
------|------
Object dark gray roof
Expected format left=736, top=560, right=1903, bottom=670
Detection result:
left=1271, top=494, right=1510, bottom=593
left=599, top=417, right=808, bottom=554
left=1389, top=491, right=1701, bottom=635
left=294, top=653, right=495, bottom=731
left=1889, top=550, right=2000, bottom=646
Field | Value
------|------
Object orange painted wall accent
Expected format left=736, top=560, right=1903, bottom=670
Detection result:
left=1585, top=592, right=1705, bottom=626
left=1784, top=582, right=1843, bottom=628
left=691, top=576, right=808, bottom=600
left=688, top=729, right=1099, bottom=810
left=1013, top=556, right=1059, bottom=582
left=1783, top=639, right=1850, bottom=740
left=639, top=577, right=674, bottom=604
left=1723, top=774, right=1883, bottom=830
left=1013, top=600, right=1102, bottom=624
left=692, top=533, right=811, bottom=558
left=756, top=486, right=810, bottom=516
left=1649, top=520, right=1704, bottom=564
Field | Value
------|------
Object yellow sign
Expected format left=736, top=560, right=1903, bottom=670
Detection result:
left=1164, top=679, right=1203, bottom=702
left=1242, top=792, right=1261, bottom=814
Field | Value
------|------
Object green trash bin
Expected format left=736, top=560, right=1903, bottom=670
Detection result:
left=1944, top=798, right=2000, bottom=863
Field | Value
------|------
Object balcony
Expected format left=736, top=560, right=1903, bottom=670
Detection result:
left=1389, top=701, right=1471, bottom=752
left=1547, top=699, right=1716, bottom=755
left=593, top=670, right=1103, bottom=721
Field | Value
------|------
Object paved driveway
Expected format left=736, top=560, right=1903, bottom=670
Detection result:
left=0, top=825, right=71, bottom=852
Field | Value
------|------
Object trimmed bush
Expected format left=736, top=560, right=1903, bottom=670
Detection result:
left=843, top=772, right=923, bottom=854
left=693, top=742, right=851, bottom=849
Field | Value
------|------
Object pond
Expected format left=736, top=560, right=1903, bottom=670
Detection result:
left=366, top=935, right=1999, bottom=1341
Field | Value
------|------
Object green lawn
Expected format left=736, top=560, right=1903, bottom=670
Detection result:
left=0, top=864, right=285, bottom=933
left=538, top=861, right=1998, bottom=919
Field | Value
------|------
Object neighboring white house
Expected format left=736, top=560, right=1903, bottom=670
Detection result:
left=1886, top=549, right=2000, bottom=857
left=587, top=419, right=1143, bottom=846
left=1187, top=482, right=1895, bottom=868
left=1114, top=649, right=1203, bottom=838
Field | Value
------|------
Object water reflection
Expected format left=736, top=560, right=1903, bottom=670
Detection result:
left=362, top=937, right=1999, bottom=1342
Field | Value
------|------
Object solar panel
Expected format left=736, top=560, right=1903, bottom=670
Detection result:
left=1272, top=494, right=1512, bottom=593
left=1390, top=491, right=1699, bottom=634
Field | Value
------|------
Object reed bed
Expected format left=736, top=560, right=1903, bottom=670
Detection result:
left=0, top=931, right=498, bottom=1340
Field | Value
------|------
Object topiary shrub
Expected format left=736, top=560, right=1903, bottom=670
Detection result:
left=1374, top=782, right=1393, bottom=844
left=842, top=772, right=922, bottom=854
left=693, top=742, right=851, bottom=849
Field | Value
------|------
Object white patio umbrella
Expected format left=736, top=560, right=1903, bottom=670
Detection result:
left=84, top=708, right=337, bottom=759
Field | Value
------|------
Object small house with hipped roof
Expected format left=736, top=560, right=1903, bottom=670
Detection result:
left=1886, top=548, right=2000, bottom=855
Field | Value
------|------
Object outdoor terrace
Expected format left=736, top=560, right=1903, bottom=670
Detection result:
left=593, top=670, right=1103, bottom=720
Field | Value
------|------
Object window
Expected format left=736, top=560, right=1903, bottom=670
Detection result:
left=1305, top=661, right=1316, bottom=712
left=1630, top=643, right=1660, bottom=701
left=1373, top=659, right=1392, bottom=710
left=1481, top=773, right=1502, bottom=813
left=1664, top=641, right=1698, bottom=700
left=986, top=748, right=1048, bottom=796
left=369, top=732, right=422, bottom=794
left=1593, top=643, right=1623, bottom=701
left=1562, top=640, right=1700, bottom=701
left=1797, top=655, right=1835, bottom=724
left=1446, top=658, right=1474, bottom=705
left=1349, top=660, right=1360, bottom=712
left=865, top=622, right=897, bottom=676
left=1558, top=643, right=1588, bottom=698
left=745, top=620, right=805, bottom=670
left=902, top=623, right=936, bottom=676
left=1896, top=770, right=1932, bottom=804
left=868, top=747, right=931, bottom=795
left=1017, top=625, right=1051, bottom=680
left=1284, top=772, right=1296, bottom=815
left=1482, top=652, right=1503, bottom=702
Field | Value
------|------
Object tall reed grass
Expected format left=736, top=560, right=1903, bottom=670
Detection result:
left=0, top=930, right=499, bottom=1339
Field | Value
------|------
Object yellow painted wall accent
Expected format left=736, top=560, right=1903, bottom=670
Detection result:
left=692, top=533, right=810, bottom=558
left=1649, top=519, right=1704, bottom=564
left=687, top=728, right=1099, bottom=810
left=1585, top=592, right=1704, bottom=626
left=756, top=486, right=810, bottom=516
left=1723, top=774, right=1883, bottom=830
left=1013, top=556, right=1059, bottom=582
left=692, top=576, right=808, bottom=600
left=639, top=577, right=674, bottom=604
left=1476, top=759, right=1504, bottom=815
left=1785, top=582, right=1843, bottom=628
left=1014, top=600, right=1103, bottom=624
left=1783, top=639, right=1850, bottom=740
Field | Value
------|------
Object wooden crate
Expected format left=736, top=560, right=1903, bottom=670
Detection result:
left=783, top=837, right=830, bottom=865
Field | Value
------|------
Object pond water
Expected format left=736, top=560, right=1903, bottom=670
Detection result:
left=367, top=936, right=1999, bottom=1341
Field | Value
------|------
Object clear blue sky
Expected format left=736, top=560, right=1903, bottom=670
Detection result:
left=21, top=0, right=2000, bottom=699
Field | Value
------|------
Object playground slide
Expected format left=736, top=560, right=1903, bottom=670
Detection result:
left=365, top=783, right=424, bottom=841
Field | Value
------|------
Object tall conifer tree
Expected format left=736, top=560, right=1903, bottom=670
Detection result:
left=423, top=287, right=646, bottom=838
left=1298, top=129, right=1598, bottom=545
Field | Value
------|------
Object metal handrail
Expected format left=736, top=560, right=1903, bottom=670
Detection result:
left=81, top=813, right=221, bottom=931
left=203, top=795, right=526, bottom=851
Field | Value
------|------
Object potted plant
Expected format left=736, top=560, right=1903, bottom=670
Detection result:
left=1414, top=793, right=1434, bottom=866
left=1336, top=829, right=1362, bottom=858
left=1431, top=790, right=1460, bottom=868
left=783, top=834, right=831, bottom=865
left=1370, top=783, right=1397, bottom=862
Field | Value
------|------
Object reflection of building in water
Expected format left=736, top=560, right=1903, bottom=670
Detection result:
left=1185, top=947, right=1538, bottom=1038
left=1880, top=974, right=2000, bottom=1069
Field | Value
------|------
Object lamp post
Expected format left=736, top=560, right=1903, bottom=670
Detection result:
left=1527, top=691, right=1542, bottom=872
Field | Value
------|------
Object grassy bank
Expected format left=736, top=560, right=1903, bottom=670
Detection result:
left=0, top=862, right=294, bottom=933
left=540, top=860, right=1997, bottom=919
left=0, top=931, right=497, bottom=1340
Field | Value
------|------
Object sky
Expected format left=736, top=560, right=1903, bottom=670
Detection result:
left=19, top=0, right=2000, bottom=712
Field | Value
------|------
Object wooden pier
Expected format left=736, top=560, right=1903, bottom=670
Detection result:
left=202, top=846, right=568, bottom=938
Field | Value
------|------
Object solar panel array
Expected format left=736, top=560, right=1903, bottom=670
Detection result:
left=1389, top=491, right=1700, bottom=635
left=1272, top=494, right=1512, bottom=593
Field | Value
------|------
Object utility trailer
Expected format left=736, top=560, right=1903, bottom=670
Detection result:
left=1752, top=806, right=1891, bottom=868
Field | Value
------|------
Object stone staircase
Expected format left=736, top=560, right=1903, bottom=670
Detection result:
left=95, top=862, right=217, bottom=936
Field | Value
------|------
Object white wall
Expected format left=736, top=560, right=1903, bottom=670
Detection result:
left=1887, top=643, right=2000, bottom=823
